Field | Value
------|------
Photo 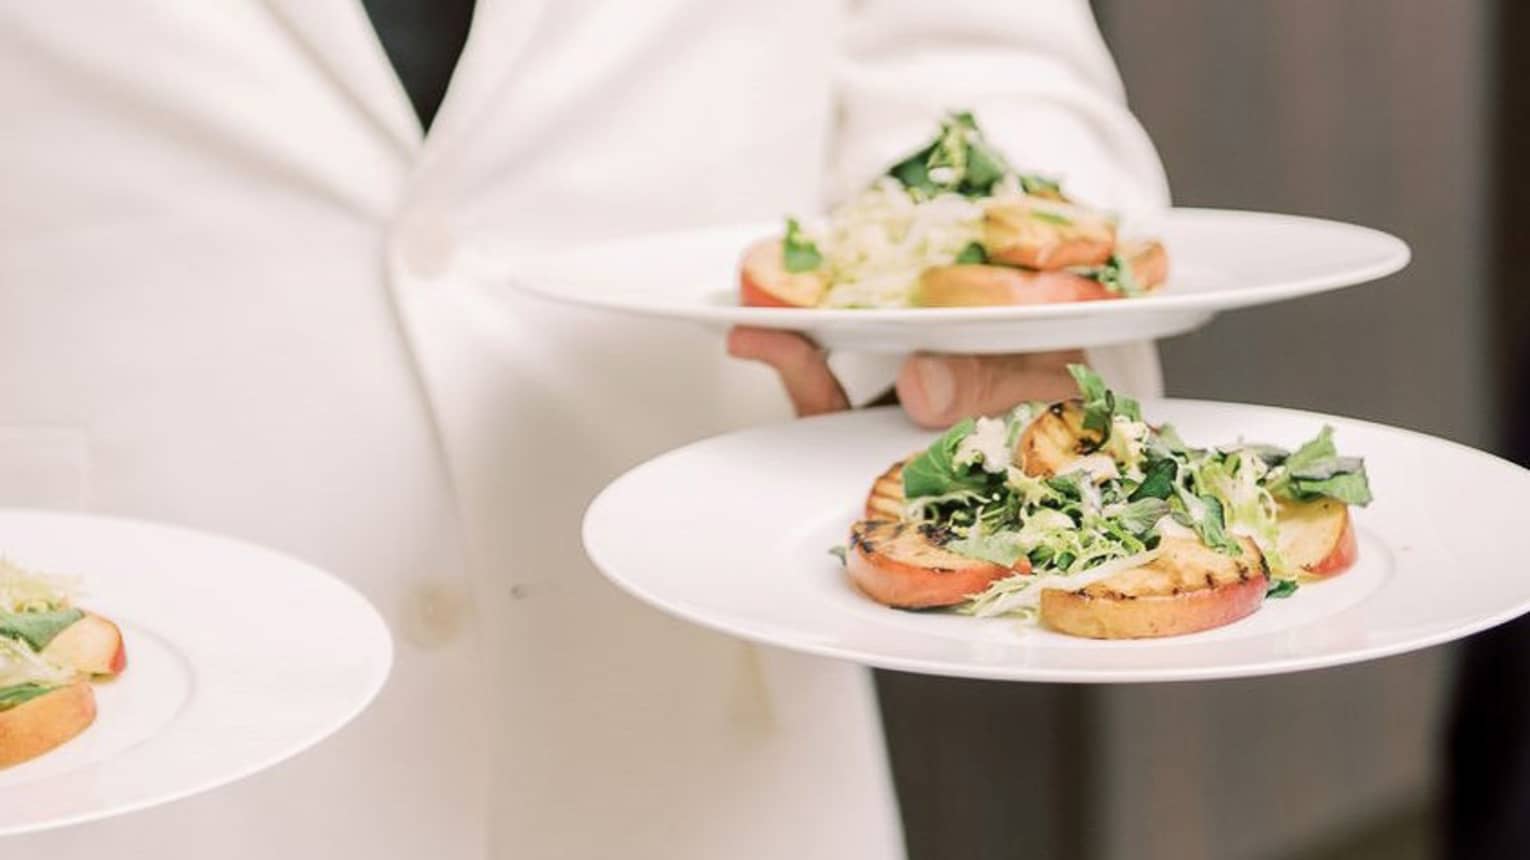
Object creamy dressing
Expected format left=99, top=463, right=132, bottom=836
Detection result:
left=1062, top=453, right=1119, bottom=483
left=955, top=416, right=1013, bottom=474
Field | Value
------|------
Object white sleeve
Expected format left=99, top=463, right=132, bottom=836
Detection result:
left=831, top=0, right=1170, bottom=211
left=829, top=0, right=1170, bottom=399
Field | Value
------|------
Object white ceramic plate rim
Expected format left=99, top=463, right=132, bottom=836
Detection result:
left=508, top=208, right=1411, bottom=326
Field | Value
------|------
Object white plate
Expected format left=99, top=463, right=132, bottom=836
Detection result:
left=584, top=404, right=1530, bottom=683
left=0, top=512, right=391, bottom=837
left=505, top=209, right=1409, bottom=353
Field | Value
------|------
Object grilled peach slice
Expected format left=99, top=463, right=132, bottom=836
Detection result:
left=983, top=198, right=1116, bottom=270
left=915, top=239, right=1168, bottom=308
left=1277, top=498, right=1359, bottom=577
left=739, top=238, right=827, bottom=308
left=865, top=460, right=907, bottom=520
left=1014, top=400, right=1101, bottom=477
left=42, top=612, right=126, bottom=677
left=915, top=265, right=1116, bottom=307
left=848, top=520, right=1022, bottom=609
left=0, top=681, right=96, bottom=768
left=1040, top=537, right=1268, bottom=639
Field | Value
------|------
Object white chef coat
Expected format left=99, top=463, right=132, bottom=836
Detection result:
left=0, top=2, right=1168, bottom=857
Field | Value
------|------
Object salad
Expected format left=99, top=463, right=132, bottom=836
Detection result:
left=740, top=112, right=1167, bottom=310
left=0, top=560, right=126, bottom=767
left=844, top=366, right=1371, bottom=639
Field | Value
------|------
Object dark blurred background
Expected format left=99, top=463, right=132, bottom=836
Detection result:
left=878, top=2, right=1500, bottom=857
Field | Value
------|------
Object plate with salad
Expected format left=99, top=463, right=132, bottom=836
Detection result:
left=0, top=512, right=390, bottom=837
left=507, top=112, right=1409, bottom=353
left=583, top=368, right=1530, bottom=682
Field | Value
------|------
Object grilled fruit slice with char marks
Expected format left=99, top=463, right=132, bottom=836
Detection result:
left=739, top=238, right=828, bottom=308
left=1039, top=537, right=1268, bottom=639
left=865, top=460, right=907, bottom=520
left=0, top=681, right=96, bottom=768
left=1277, top=498, right=1359, bottom=577
left=848, top=520, right=1023, bottom=610
left=983, top=198, right=1116, bottom=270
left=1015, top=399, right=1101, bottom=477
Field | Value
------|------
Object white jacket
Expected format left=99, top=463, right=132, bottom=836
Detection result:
left=0, top=2, right=1166, bottom=857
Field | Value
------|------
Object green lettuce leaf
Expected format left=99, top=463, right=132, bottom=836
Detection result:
left=1115, top=497, right=1169, bottom=536
left=1266, top=426, right=1373, bottom=506
left=903, top=419, right=990, bottom=498
left=886, top=112, right=1016, bottom=199
left=0, top=608, right=83, bottom=651
left=781, top=218, right=823, bottom=273
left=1288, top=472, right=1373, bottom=506
left=946, top=529, right=1029, bottom=567
left=1087, top=253, right=1142, bottom=297
left=1266, top=580, right=1299, bottom=599
left=1129, top=458, right=1177, bottom=501
left=954, top=241, right=988, bottom=264
left=0, top=682, right=53, bottom=712
left=1067, top=364, right=1140, bottom=440
left=1178, top=494, right=1241, bottom=556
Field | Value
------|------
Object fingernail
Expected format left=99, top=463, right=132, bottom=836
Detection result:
left=914, top=358, right=956, bottom=417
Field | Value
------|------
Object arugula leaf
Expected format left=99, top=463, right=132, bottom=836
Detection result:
left=0, top=608, right=83, bottom=651
left=888, top=148, right=937, bottom=196
left=1045, top=472, right=1084, bottom=500
left=1129, top=458, right=1178, bottom=501
left=1192, top=495, right=1242, bottom=556
left=0, top=683, right=53, bottom=712
left=1150, top=424, right=1190, bottom=455
left=902, top=419, right=990, bottom=498
left=781, top=218, right=823, bottom=273
left=1234, top=443, right=1291, bottom=468
left=963, top=138, right=1011, bottom=192
left=1288, top=455, right=1367, bottom=481
left=886, top=112, right=1015, bottom=199
left=1087, top=253, right=1142, bottom=297
left=1288, top=472, right=1373, bottom=506
left=1266, top=426, right=1373, bottom=506
left=1266, top=579, right=1299, bottom=599
left=1115, top=497, right=1170, bottom=536
left=954, top=241, right=988, bottom=264
left=828, top=546, right=848, bottom=566
left=1285, top=426, right=1338, bottom=473
left=1067, top=364, right=1117, bottom=439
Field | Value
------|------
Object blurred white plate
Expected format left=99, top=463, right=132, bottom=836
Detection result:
left=584, top=403, right=1529, bottom=683
left=505, top=209, right=1409, bottom=353
left=0, top=512, right=391, bottom=837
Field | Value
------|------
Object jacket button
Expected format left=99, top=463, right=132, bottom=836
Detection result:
left=397, top=208, right=456, bottom=279
left=398, top=580, right=470, bottom=650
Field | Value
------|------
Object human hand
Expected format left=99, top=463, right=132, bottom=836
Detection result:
left=726, top=327, right=1084, bottom=428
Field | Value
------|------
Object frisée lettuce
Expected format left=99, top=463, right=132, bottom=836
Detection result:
left=895, top=366, right=1372, bottom=614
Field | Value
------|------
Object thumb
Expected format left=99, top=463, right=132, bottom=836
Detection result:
left=727, top=327, right=850, bottom=417
left=896, top=350, right=1085, bottom=429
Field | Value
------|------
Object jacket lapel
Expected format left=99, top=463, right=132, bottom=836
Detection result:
left=422, top=0, right=552, bottom=154
left=263, top=0, right=423, bottom=154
